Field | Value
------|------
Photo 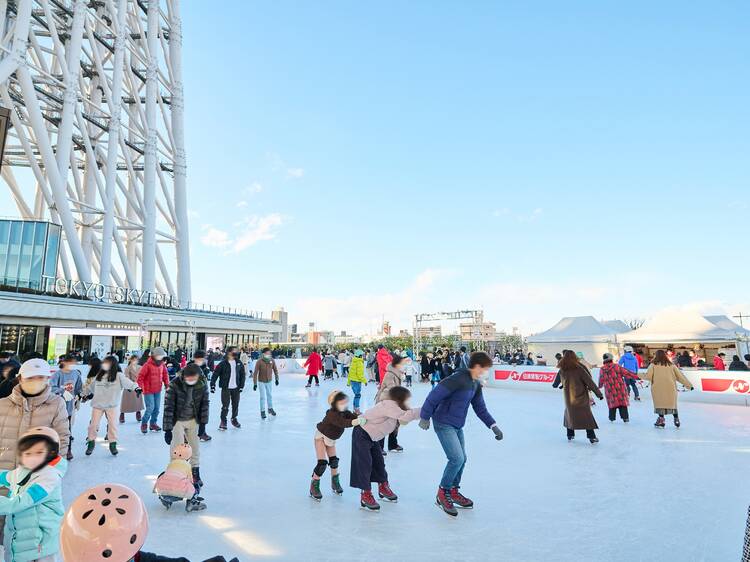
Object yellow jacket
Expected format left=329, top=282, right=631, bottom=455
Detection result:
left=347, top=357, right=367, bottom=385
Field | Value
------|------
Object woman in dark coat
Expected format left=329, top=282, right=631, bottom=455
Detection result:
left=552, top=350, right=603, bottom=443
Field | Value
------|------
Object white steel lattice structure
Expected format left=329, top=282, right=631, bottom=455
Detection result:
left=0, top=0, right=191, bottom=302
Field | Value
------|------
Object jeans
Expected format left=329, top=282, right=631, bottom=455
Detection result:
left=221, top=387, right=241, bottom=422
left=626, top=378, right=639, bottom=398
left=350, top=381, right=362, bottom=409
left=143, top=391, right=161, bottom=426
left=434, top=422, right=466, bottom=489
left=259, top=381, right=274, bottom=411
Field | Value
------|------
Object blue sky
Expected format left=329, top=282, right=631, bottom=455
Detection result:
left=181, top=1, right=749, bottom=335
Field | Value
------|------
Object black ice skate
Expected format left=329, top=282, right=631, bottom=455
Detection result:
left=186, top=496, right=207, bottom=512
left=261, top=411, right=266, bottom=420
left=310, top=478, right=323, bottom=501
left=268, top=408, right=277, bottom=416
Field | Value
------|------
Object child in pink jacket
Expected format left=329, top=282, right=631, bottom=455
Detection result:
left=349, top=386, right=420, bottom=511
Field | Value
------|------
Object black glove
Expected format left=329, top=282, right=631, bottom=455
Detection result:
left=253, top=384, right=257, bottom=391
left=275, top=379, right=279, bottom=386
left=210, top=386, right=215, bottom=393
left=134, top=387, right=143, bottom=396
left=199, top=423, right=206, bottom=435
left=164, top=430, right=172, bottom=445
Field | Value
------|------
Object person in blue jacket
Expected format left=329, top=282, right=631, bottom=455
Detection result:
left=618, top=346, right=641, bottom=401
left=419, top=351, right=503, bottom=517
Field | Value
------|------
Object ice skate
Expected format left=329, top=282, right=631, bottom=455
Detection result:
left=136, top=411, right=142, bottom=421
left=231, top=418, right=241, bottom=428
left=655, top=416, right=666, bottom=428
left=268, top=408, right=276, bottom=416
left=85, top=440, right=95, bottom=456
left=449, top=487, right=474, bottom=509
left=436, top=487, right=458, bottom=517
left=261, top=410, right=266, bottom=420
left=674, top=416, right=681, bottom=428
left=192, top=467, right=203, bottom=488
left=589, top=437, right=599, bottom=444
left=331, top=474, right=343, bottom=495
left=219, top=420, right=227, bottom=431
left=360, top=490, right=380, bottom=511
left=199, top=432, right=212, bottom=442
left=305, top=383, right=311, bottom=388
left=388, top=445, right=404, bottom=453
left=186, top=497, right=207, bottom=512
left=140, top=422, right=148, bottom=434
left=309, top=478, right=322, bottom=501
left=109, top=442, right=118, bottom=455
left=377, top=481, right=398, bottom=502
left=119, top=412, right=125, bottom=424
left=150, top=423, right=162, bottom=432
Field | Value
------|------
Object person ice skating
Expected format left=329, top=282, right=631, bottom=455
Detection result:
left=83, top=355, right=141, bottom=456
left=137, top=346, right=169, bottom=434
left=310, top=391, right=366, bottom=501
left=418, top=352, right=503, bottom=517
left=253, top=347, right=279, bottom=419
left=347, top=349, right=368, bottom=414
left=375, top=355, right=407, bottom=454
left=618, top=346, right=641, bottom=401
left=0, top=427, right=66, bottom=562
left=375, top=345, right=392, bottom=386
left=154, top=443, right=206, bottom=512
left=640, top=349, right=694, bottom=428
left=189, top=350, right=213, bottom=441
left=60, top=483, right=239, bottom=562
left=163, top=363, right=209, bottom=490
left=403, top=356, right=416, bottom=388
left=0, top=358, right=70, bottom=472
left=210, top=346, right=245, bottom=430
left=323, top=351, right=337, bottom=380
left=120, top=354, right=145, bottom=424
left=304, top=348, right=323, bottom=387
left=50, top=354, right=82, bottom=461
left=552, top=350, right=604, bottom=443
left=598, top=353, right=640, bottom=423
left=350, top=386, right=421, bottom=511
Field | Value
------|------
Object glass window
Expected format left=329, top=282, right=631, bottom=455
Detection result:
left=17, top=326, right=38, bottom=356
left=4, top=221, right=22, bottom=284
left=176, top=331, right=186, bottom=349
left=0, top=325, right=18, bottom=354
left=17, top=222, right=35, bottom=286
left=43, top=225, right=60, bottom=279
left=0, top=221, right=9, bottom=283
left=168, top=331, right=177, bottom=352
left=28, top=223, right=47, bottom=290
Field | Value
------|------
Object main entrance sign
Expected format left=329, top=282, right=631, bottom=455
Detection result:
left=41, top=275, right=182, bottom=310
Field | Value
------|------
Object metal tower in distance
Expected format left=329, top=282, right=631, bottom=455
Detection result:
left=0, top=0, right=191, bottom=302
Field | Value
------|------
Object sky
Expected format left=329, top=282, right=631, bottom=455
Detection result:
left=8, top=1, right=741, bottom=336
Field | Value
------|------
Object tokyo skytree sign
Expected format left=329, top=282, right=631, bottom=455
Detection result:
left=0, top=0, right=191, bottom=303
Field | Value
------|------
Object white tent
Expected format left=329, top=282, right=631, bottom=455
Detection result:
left=622, top=311, right=747, bottom=344
left=527, top=316, right=622, bottom=365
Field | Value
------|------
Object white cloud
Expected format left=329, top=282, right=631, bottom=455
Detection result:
left=237, top=201, right=248, bottom=208
left=243, top=182, right=263, bottom=195
left=286, top=168, right=304, bottom=179
left=200, top=226, right=231, bottom=249
left=518, top=208, right=543, bottom=223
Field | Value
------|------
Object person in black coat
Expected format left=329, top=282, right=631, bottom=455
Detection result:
left=729, top=355, right=750, bottom=371
left=210, top=346, right=245, bottom=430
left=163, top=364, right=210, bottom=488
left=676, top=351, right=693, bottom=368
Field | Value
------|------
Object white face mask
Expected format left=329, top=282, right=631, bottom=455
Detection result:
left=184, top=378, right=198, bottom=386
left=336, top=403, right=348, bottom=412
left=20, top=444, right=49, bottom=471
left=404, top=400, right=412, bottom=409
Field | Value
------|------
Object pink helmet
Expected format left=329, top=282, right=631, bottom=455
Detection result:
left=60, top=484, right=148, bottom=562
left=171, top=443, right=192, bottom=460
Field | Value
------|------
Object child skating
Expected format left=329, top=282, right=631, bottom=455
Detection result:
left=598, top=352, right=640, bottom=422
left=310, top=391, right=366, bottom=500
left=154, top=443, right=206, bottom=512
left=347, top=349, right=368, bottom=414
left=83, top=355, right=141, bottom=456
left=50, top=354, right=82, bottom=460
left=0, top=427, right=66, bottom=562
left=350, top=386, right=420, bottom=511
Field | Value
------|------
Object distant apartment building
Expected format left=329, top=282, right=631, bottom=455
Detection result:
left=271, top=308, right=289, bottom=342
left=459, top=321, right=497, bottom=342
left=416, top=325, right=442, bottom=338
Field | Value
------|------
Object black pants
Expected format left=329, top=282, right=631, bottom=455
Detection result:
left=608, top=406, right=629, bottom=421
left=567, top=428, right=597, bottom=439
left=220, top=387, right=241, bottom=422
left=307, top=375, right=319, bottom=385
left=350, top=426, right=387, bottom=490
left=378, top=426, right=399, bottom=451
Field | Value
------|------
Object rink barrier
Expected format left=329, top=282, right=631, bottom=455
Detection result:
left=485, top=364, right=750, bottom=407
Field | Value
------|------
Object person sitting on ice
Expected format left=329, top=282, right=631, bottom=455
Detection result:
left=154, top=443, right=206, bottom=512
left=418, top=351, right=503, bottom=517
left=61, top=483, right=237, bottom=562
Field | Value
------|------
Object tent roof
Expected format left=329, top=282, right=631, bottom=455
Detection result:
left=622, top=311, right=750, bottom=344
left=527, top=316, right=621, bottom=343
left=603, top=320, right=631, bottom=333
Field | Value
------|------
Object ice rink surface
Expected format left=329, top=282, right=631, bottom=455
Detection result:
left=65, top=373, right=750, bottom=562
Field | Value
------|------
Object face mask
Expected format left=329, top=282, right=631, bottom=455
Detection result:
left=184, top=378, right=198, bottom=386
left=194, top=360, right=205, bottom=367
left=153, top=357, right=164, bottom=364
left=403, top=400, right=412, bottom=409
left=336, top=403, right=348, bottom=412
left=20, top=449, right=48, bottom=471
left=263, top=354, right=271, bottom=362
left=20, top=380, right=48, bottom=395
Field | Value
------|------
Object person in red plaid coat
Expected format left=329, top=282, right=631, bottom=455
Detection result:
left=598, top=353, right=640, bottom=422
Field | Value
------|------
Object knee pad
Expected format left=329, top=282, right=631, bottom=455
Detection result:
left=329, top=456, right=339, bottom=469
left=313, top=459, right=328, bottom=476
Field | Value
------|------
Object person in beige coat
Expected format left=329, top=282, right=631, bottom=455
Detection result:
left=120, top=355, right=144, bottom=423
left=640, top=349, right=694, bottom=428
left=374, top=356, right=405, bottom=453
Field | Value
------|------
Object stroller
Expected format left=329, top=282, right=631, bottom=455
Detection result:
left=154, top=443, right=206, bottom=512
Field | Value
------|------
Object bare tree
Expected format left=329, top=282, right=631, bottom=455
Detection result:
left=624, top=318, right=645, bottom=330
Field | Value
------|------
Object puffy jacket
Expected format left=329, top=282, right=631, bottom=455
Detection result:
left=163, top=376, right=210, bottom=431
left=303, top=352, right=322, bottom=375
left=0, top=457, right=66, bottom=562
left=323, top=354, right=337, bottom=370
left=136, top=358, right=169, bottom=395
left=361, top=400, right=421, bottom=441
left=420, top=369, right=495, bottom=429
left=210, top=359, right=245, bottom=390
left=375, top=365, right=403, bottom=403
left=0, top=386, right=70, bottom=470
left=347, top=357, right=367, bottom=385
left=618, top=352, right=639, bottom=374
left=83, top=372, right=138, bottom=410
left=376, top=348, right=392, bottom=380
left=50, top=368, right=83, bottom=416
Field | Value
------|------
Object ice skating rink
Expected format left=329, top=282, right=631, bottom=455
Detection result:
left=65, top=375, right=750, bottom=561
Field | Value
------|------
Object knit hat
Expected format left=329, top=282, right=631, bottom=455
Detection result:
left=354, top=349, right=364, bottom=357
left=19, top=358, right=50, bottom=379
left=602, top=353, right=614, bottom=362
left=152, top=347, right=166, bottom=359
